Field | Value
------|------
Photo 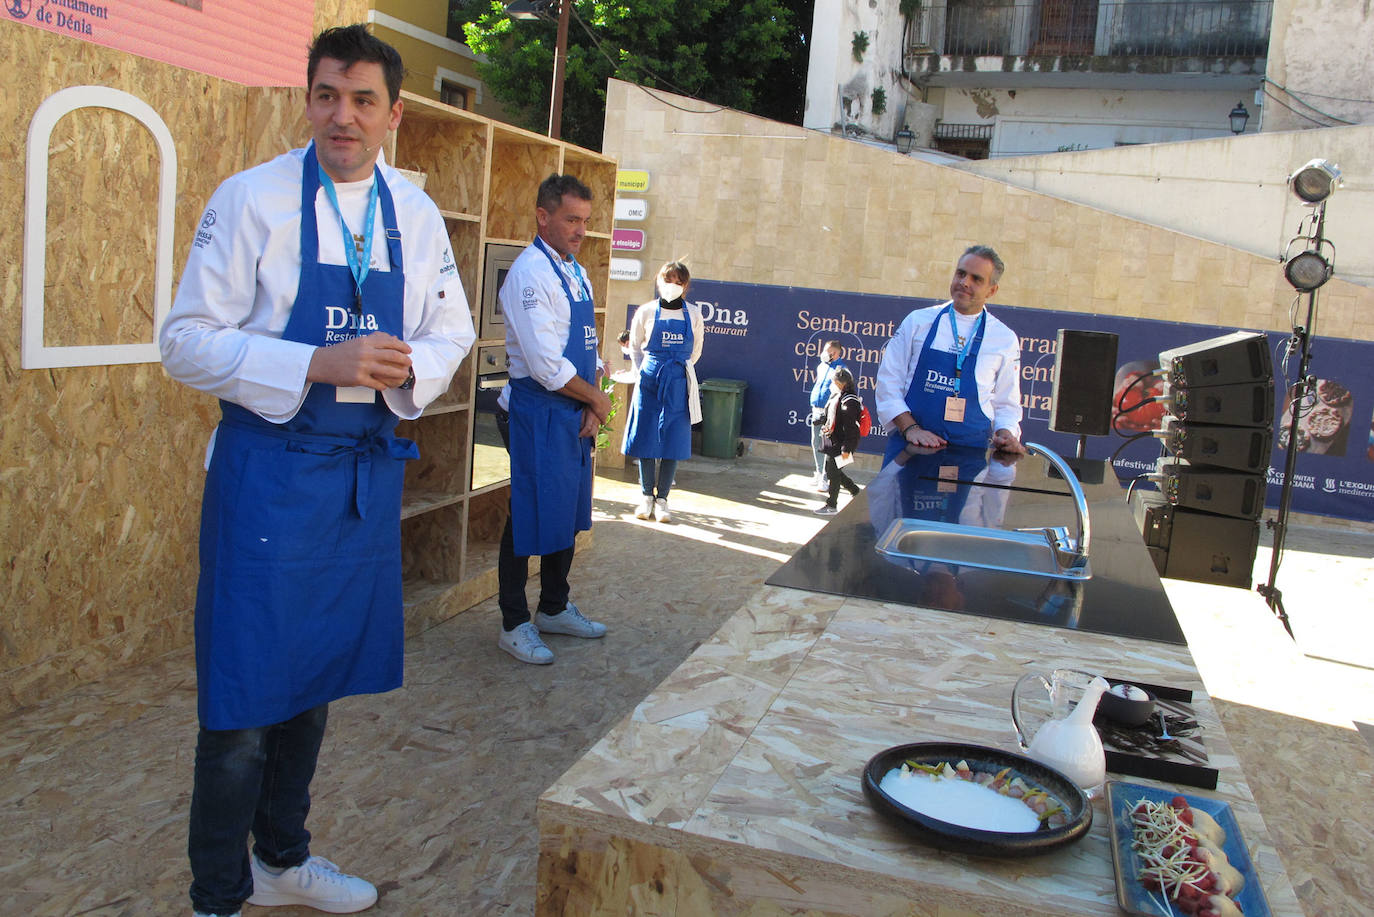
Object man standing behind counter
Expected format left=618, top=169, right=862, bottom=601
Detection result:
left=875, top=245, right=1025, bottom=464
left=160, top=25, right=475, bottom=917
left=495, top=174, right=611, bottom=665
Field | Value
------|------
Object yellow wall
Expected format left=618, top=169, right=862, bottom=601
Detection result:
left=371, top=0, right=511, bottom=123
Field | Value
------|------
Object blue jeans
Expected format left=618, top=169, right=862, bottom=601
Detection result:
left=810, top=416, right=826, bottom=478
left=638, top=457, right=678, bottom=498
left=188, top=704, right=328, bottom=915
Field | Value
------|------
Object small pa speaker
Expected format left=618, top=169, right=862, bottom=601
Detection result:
left=1050, top=330, right=1119, bottom=436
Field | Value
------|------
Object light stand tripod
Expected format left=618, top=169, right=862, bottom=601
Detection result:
left=1256, top=176, right=1338, bottom=639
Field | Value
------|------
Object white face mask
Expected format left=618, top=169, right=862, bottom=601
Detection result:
left=658, top=281, right=685, bottom=301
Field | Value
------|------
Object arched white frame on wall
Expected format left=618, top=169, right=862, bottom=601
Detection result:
left=23, top=86, right=178, bottom=369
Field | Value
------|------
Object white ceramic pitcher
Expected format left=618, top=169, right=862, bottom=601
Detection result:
left=1011, top=669, right=1110, bottom=793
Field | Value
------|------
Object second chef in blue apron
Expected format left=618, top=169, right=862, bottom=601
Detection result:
left=494, top=174, right=613, bottom=666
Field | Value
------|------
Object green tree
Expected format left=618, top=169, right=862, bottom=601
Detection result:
left=457, top=0, right=811, bottom=151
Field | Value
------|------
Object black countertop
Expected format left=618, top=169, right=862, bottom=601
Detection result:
left=766, top=449, right=1186, bottom=645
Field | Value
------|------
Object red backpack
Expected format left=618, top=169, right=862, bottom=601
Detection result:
left=857, top=400, right=872, bottom=437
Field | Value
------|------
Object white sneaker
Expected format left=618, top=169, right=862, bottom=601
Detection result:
left=247, top=854, right=377, bottom=913
left=635, top=493, right=654, bottom=519
left=654, top=497, right=673, bottom=524
left=193, top=911, right=240, bottom=917
left=534, top=602, right=607, bottom=638
left=816, top=477, right=830, bottom=493
left=499, top=621, right=554, bottom=664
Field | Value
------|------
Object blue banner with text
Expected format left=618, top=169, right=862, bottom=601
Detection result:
left=638, top=279, right=1374, bottom=523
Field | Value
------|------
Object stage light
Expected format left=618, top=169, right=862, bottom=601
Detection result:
left=1288, top=158, right=1342, bottom=204
left=1284, top=249, right=1333, bottom=291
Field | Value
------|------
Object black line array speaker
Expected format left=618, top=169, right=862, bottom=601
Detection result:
left=1050, top=330, right=1119, bottom=436
left=1131, top=490, right=1260, bottom=588
left=1159, top=417, right=1273, bottom=474
left=1156, top=459, right=1266, bottom=520
left=1163, top=379, right=1275, bottom=428
left=1160, top=331, right=1272, bottom=389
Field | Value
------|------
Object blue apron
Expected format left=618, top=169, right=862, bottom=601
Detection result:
left=622, top=302, right=693, bottom=460
left=895, top=445, right=991, bottom=523
left=507, top=239, right=598, bottom=557
left=195, top=146, right=417, bottom=730
left=883, top=305, right=992, bottom=464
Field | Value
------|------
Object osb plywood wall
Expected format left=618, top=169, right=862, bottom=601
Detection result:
left=600, top=79, right=1374, bottom=348
left=0, top=0, right=366, bottom=713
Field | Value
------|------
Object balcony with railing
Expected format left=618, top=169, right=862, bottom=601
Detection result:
left=906, top=0, right=1271, bottom=83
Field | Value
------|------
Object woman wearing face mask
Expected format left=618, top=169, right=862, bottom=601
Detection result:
left=622, top=261, right=705, bottom=523
left=815, top=367, right=864, bottom=515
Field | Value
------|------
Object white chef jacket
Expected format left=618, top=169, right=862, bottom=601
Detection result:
left=627, top=298, right=705, bottom=424
left=875, top=301, right=1022, bottom=439
left=497, top=235, right=603, bottom=409
left=160, top=145, right=476, bottom=436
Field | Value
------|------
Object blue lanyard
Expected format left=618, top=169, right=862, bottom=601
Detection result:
left=318, top=163, right=379, bottom=314
left=944, top=305, right=984, bottom=380
left=535, top=236, right=591, bottom=300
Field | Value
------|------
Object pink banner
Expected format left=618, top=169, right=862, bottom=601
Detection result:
left=5, top=0, right=315, bottom=86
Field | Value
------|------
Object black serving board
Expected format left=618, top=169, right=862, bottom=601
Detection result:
left=1096, top=680, right=1218, bottom=790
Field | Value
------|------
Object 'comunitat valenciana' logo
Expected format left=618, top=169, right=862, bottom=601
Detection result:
left=6, top=0, right=32, bottom=20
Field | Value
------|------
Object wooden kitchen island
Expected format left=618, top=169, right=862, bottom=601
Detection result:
left=535, top=460, right=1302, bottom=916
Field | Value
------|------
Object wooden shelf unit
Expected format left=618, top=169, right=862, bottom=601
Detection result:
left=389, top=91, right=618, bottom=630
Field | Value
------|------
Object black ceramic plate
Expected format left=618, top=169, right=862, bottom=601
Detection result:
left=862, top=742, right=1093, bottom=857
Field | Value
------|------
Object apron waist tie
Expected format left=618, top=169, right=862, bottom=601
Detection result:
left=218, top=416, right=419, bottom=518
left=647, top=357, right=688, bottom=412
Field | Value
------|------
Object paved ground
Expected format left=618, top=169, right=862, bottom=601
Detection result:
left=2, top=454, right=1371, bottom=916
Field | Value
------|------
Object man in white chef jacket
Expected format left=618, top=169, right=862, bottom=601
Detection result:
left=876, top=245, right=1025, bottom=465
left=159, top=25, right=474, bottom=917
left=494, top=174, right=612, bottom=665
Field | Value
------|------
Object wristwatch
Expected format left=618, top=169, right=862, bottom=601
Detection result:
left=399, top=367, right=416, bottom=390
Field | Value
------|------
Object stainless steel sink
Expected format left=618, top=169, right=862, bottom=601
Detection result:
left=873, top=443, right=1093, bottom=581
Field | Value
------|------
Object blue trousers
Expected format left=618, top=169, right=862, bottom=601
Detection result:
left=638, top=457, right=679, bottom=498
left=188, top=704, right=327, bottom=915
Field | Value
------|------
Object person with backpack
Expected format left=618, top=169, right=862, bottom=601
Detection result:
left=807, top=340, right=848, bottom=492
left=815, top=366, right=865, bottom=515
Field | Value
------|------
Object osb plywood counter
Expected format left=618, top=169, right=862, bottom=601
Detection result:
left=535, top=585, right=1301, bottom=916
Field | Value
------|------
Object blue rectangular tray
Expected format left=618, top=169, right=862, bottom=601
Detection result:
left=1105, top=780, right=1271, bottom=917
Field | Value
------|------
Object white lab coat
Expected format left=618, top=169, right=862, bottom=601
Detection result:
left=160, top=146, right=476, bottom=450
left=626, top=298, right=705, bottom=424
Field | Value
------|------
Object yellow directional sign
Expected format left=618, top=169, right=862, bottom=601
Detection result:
left=616, top=170, right=650, bottom=193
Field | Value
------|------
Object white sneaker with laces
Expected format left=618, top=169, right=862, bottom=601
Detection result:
left=816, top=477, right=830, bottom=493
left=654, top=497, right=673, bottom=524
left=247, top=854, right=377, bottom=913
left=534, top=602, right=607, bottom=638
left=499, top=621, right=554, bottom=664
left=635, top=493, right=654, bottom=519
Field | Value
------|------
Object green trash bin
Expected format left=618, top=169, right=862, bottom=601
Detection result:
left=698, top=378, right=748, bottom=458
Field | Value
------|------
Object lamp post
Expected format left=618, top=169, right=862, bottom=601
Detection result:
left=506, top=0, right=571, bottom=140
left=895, top=126, right=915, bottom=154
left=1228, top=101, right=1249, bottom=135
